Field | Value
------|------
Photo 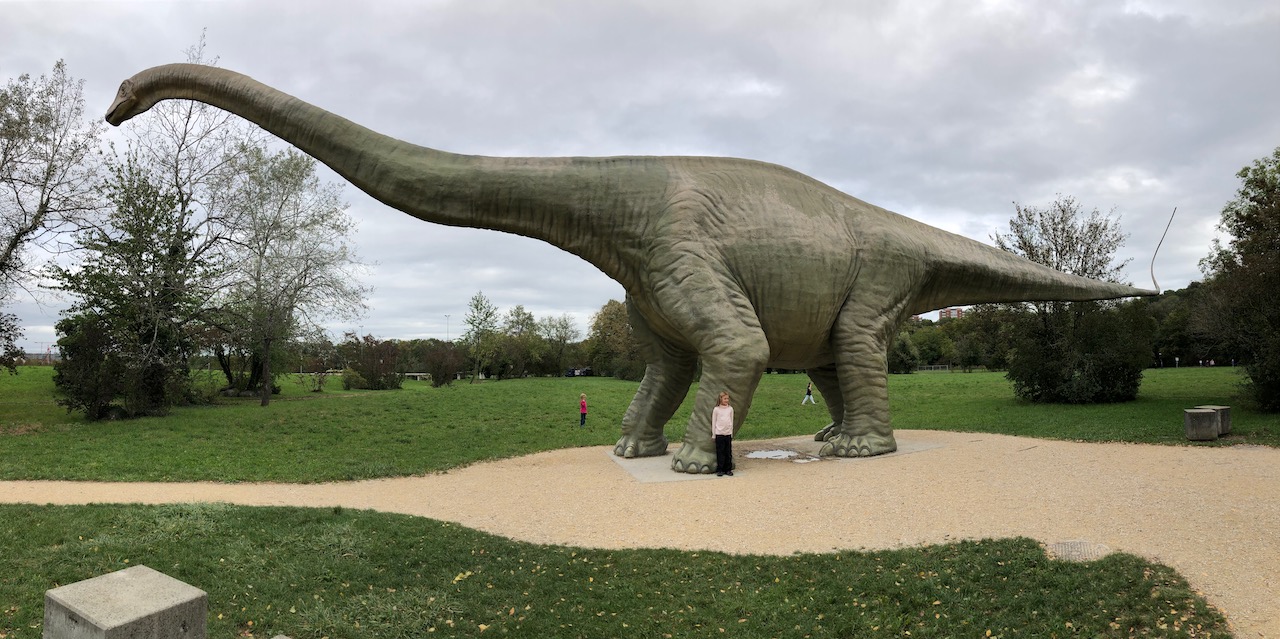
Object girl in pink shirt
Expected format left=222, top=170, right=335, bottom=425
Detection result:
left=712, top=391, right=735, bottom=476
left=579, top=393, right=588, bottom=427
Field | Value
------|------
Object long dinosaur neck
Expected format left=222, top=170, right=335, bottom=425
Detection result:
left=121, top=64, right=656, bottom=284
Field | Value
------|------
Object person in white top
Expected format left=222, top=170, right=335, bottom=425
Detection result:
left=712, top=391, right=735, bottom=476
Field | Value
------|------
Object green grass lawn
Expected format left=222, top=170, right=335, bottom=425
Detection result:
left=0, top=503, right=1230, bottom=639
left=0, top=365, right=1275, bottom=483
left=0, top=366, right=1257, bottom=637
left=889, top=366, right=1279, bottom=446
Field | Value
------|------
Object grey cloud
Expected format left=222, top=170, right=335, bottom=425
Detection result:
left=2, top=0, right=1277, bottom=349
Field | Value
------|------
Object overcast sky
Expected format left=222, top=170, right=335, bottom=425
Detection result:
left=4, top=0, right=1279, bottom=354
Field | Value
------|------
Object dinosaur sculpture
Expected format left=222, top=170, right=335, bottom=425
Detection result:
left=107, top=64, right=1156, bottom=473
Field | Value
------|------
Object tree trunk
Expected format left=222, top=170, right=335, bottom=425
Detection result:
left=260, top=336, right=272, bottom=406
left=215, top=345, right=235, bottom=388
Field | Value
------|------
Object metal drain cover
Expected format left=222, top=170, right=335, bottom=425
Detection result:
left=1046, top=540, right=1112, bottom=562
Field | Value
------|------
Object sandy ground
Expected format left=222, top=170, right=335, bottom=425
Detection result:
left=1, top=430, right=1276, bottom=637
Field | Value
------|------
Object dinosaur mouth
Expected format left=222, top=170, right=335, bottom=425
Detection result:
left=105, top=80, right=137, bottom=126
left=105, top=96, right=131, bottom=126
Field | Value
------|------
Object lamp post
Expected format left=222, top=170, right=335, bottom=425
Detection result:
left=444, top=314, right=451, bottom=342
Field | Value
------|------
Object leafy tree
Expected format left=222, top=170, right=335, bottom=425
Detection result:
left=538, top=313, right=581, bottom=376
left=908, top=325, right=954, bottom=366
left=203, top=316, right=260, bottom=394
left=993, top=196, right=1152, bottom=403
left=396, top=338, right=428, bottom=374
left=950, top=332, right=984, bottom=372
left=1147, top=283, right=1223, bottom=368
left=497, top=304, right=546, bottom=379
left=1004, top=299, right=1155, bottom=403
left=461, top=291, right=500, bottom=383
left=49, top=159, right=205, bottom=417
left=939, top=304, right=1015, bottom=371
left=587, top=299, right=642, bottom=380
left=887, top=330, right=920, bottom=374
left=1199, top=146, right=1280, bottom=410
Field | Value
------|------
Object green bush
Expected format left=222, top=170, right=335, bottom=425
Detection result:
left=52, top=314, right=125, bottom=420
left=1006, top=301, right=1155, bottom=403
left=423, top=340, right=464, bottom=388
left=1243, top=348, right=1280, bottom=411
left=339, top=333, right=403, bottom=390
left=887, top=331, right=920, bottom=374
left=341, top=367, right=368, bottom=390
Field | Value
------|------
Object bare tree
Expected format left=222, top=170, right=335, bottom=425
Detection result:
left=123, top=36, right=266, bottom=277
left=0, top=60, right=103, bottom=301
left=0, top=311, right=21, bottom=373
left=218, top=146, right=368, bottom=405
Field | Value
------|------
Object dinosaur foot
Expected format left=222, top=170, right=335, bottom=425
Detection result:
left=614, top=434, right=668, bottom=459
left=819, top=431, right=897, bottom=458
left=671, top=442, right=716, bottom=474
left=813, top=422, right=839, bottom=442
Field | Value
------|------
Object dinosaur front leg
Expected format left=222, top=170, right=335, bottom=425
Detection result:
left=670, top=324, right=770, bottom=474
left=819, top=301, right=906, bottom=458
left=614, top=304, right=697, bottom=458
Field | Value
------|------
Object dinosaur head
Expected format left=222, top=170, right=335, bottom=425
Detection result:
left=105, top=78, right=142, bottom=126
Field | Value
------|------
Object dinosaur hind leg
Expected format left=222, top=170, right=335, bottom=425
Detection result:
left=614, top=304, right=697, bottom=458
left=807, top=364, right=845, bottom=442
left=819, top=299, right=907, bottom=458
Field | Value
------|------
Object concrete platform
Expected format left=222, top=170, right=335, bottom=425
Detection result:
left=607, top=433, right=946, bottom=483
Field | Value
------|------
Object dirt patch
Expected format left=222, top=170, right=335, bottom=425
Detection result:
left=0, top=422, right=47, bottom=436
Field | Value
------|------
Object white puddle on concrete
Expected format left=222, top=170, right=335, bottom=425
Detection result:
left=746, top=449, right=799, bottom=460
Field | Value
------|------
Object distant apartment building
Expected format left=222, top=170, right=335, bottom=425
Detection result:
left=938, top=307, right=965, bottom=320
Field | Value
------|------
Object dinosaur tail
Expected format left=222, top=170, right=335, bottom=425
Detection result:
left=911, top=227, right=1157, bottom=314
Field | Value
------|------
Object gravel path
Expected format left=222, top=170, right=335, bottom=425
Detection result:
left=2, top=430, right=1276, bottom=637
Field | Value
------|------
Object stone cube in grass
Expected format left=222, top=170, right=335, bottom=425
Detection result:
left=1193, top=404, right=1232, bottom=436
left=1183, top=408, right=1219, bottom=442
left=44, top=565, right=206, bottom=639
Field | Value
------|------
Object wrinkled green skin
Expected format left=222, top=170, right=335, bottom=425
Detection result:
left=108, top=64, right=1156, bottom=473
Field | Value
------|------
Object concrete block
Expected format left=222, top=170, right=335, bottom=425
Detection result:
left=44, top=565, right=206, bottom=639
left=1184, top=408, right=1219, bottom=441
left=1194, top=404, right=1232, bottom=436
